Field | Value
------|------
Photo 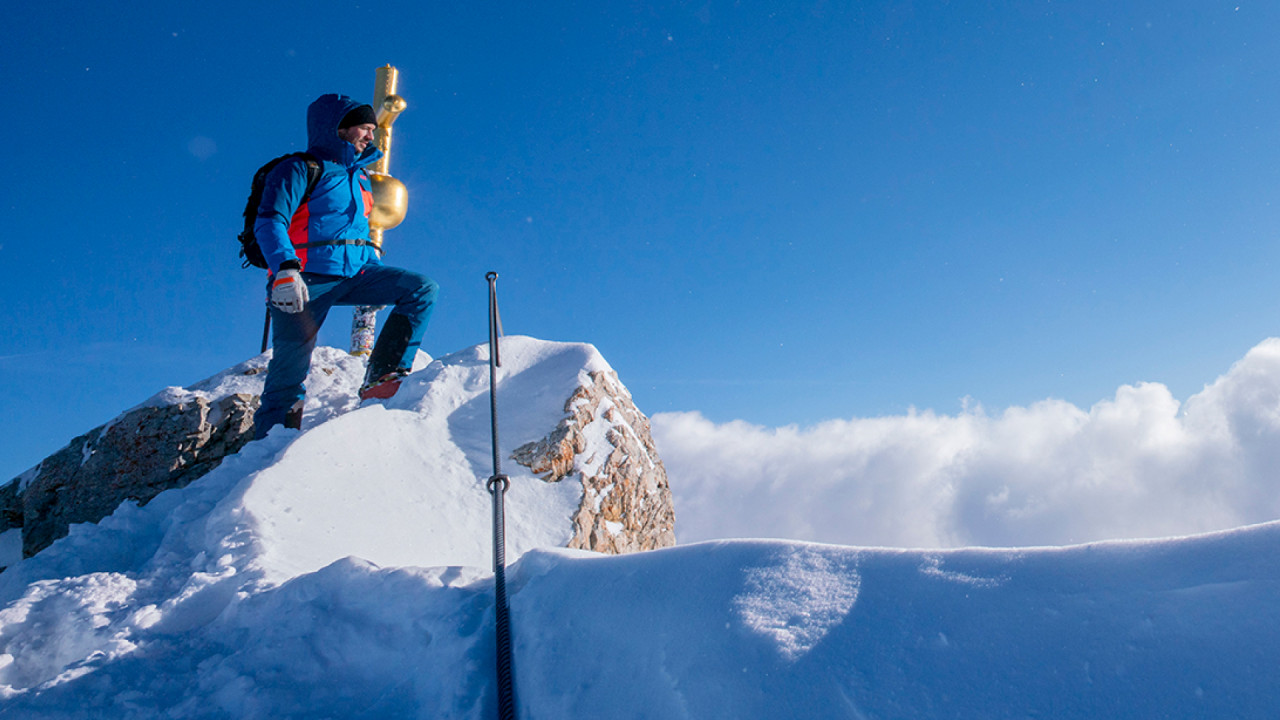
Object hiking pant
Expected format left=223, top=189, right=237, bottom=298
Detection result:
left=253, top=264, right=439, bottom=439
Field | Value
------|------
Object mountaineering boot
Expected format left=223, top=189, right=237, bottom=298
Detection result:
left=359, top=368, right=411, bottom=401
left=284, top=398, right=304, bottom=430
left=360, top=312, right=417, bottom=401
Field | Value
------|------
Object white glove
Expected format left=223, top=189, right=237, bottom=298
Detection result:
left=271, top=269, right=309, bottom=313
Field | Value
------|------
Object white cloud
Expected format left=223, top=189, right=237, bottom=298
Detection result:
left=653, top=339, right=1280, bottom=548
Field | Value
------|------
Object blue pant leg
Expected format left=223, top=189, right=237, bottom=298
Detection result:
left=380, top=268, right=439, bottom=371
left=253, top=276, right=341, bottom=439
left=333, top=265, right=440, bottom=377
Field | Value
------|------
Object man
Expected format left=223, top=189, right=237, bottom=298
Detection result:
left=252, top=93, right=439, bottom=439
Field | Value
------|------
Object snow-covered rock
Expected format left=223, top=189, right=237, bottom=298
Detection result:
left=0, top=348, right=366, bottom=559
left=1, top=338, right=676, bottom=568
left=12, top=393, right=257, bottom=558
left=513, top=368, right=675, bottom=554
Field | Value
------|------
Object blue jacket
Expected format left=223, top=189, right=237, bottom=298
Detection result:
left=255, top=94, right=385, bottom=276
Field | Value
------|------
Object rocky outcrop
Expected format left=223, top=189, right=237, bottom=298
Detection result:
left=5, top=393, right=259, bottom=558
left=512, top=369, right=677, bottom=554
left=0, top=348, right=369, bottom=562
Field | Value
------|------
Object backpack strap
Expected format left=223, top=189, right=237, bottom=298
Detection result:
left=298, top=153, right=323, bottom=203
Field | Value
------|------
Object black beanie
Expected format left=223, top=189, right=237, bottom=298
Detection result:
left=339, top=104, right=377, bottom=129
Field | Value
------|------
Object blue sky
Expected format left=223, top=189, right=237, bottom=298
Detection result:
left=4, top=1, right=1280, bottom=481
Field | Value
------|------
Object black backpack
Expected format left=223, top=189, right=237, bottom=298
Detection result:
left=238, top=152, right=323, bottom=269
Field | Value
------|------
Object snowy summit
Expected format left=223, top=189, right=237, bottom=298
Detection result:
left=0, top=336, right=1277, bottom=718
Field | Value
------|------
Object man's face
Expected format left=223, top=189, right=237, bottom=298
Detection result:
left=338, top=123, right=377, bottom=153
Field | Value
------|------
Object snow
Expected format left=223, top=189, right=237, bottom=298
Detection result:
left=14, top=464, right=41, bottom=494
left=512, top=529, right=1280, bottom=718
left=0, top=336, right=1277, bottom=717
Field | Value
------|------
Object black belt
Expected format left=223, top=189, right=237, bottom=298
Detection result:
left=293, top=239, right=377, bottom=248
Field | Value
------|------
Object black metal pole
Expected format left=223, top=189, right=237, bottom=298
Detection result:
left=261, top=307, right=272, bottom=354
left=485, top=271, right=517, bottom=720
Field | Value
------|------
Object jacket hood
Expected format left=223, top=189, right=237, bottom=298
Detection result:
left=306, top=93, right=383, bottom=168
